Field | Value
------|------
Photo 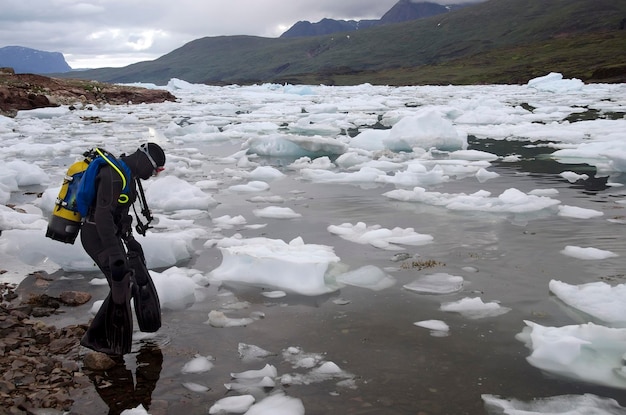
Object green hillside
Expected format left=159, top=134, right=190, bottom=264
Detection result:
left=64, top=0, right=626, bottom=86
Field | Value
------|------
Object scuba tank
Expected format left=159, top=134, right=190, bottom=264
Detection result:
left=45, top=152, right=95, bottom=244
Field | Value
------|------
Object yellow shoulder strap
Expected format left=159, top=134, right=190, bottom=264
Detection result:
left=95, top=148, right=129, bottom=203
left=95, top=148, right=127, bottom=190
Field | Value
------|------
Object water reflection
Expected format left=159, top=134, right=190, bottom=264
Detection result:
left=88, top=345, right=163, bottom=415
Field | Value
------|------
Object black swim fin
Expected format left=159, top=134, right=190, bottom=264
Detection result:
left=128, top=251, right=161, bottom=333
left=81, top=295, right=116, bottom=355
left=105, top=272, right=134, bottom=355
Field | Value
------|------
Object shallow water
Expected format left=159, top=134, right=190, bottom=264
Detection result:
left=31, top=137, right=626, bottom=414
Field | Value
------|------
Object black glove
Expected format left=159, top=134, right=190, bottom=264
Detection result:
left=125, top=236, right=145, bottom=260
left=109, top=253, right=129, bottom=282
left=119, top=214, right=133, bottom=238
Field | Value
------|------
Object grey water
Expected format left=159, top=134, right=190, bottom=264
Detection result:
left=32, top=137, right=626, bottom=414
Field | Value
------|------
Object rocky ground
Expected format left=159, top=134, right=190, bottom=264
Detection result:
left=0, top=273, right=124, bottom=415
left=0, top=67, right=176, bottom=117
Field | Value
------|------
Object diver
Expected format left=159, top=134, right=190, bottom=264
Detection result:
left=80, top=142, right=166, bottom=355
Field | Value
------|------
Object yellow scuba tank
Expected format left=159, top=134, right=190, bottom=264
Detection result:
left=45, top=155, right=93, bottom=244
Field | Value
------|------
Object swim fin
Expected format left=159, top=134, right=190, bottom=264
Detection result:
left=128, top=251, right=161, bottom=333
left=81, top=295, right=116, bottom=355
left=105, top=272, right=134, bottom=355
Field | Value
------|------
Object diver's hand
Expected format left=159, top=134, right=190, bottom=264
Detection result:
left=109, top=253, right=129, bottom=282
left=125, top=236, right=145, bottom=260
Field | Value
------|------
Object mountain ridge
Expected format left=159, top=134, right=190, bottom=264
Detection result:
left=280, top=1, right=457, bottom=38
left=53, top=0, right=626, bottom=86
left=0, top=46, right=71, bottom=74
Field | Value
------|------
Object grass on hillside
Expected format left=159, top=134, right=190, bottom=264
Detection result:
left=280, top=30, right=626, bottom=86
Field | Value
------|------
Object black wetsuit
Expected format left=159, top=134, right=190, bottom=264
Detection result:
left=80, top=163, right=136, bottom=280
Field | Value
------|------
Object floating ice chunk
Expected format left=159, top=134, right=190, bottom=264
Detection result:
left=529, top=188, right=559, bottom=196
left=150, top=267, right=199, bottom=311
left=301, top=166, right=386, bottom=185
left=248, top=166, right=285, bottom=181
left=327, top=222, right=433, bottom=250
left=280, top=346, right=355, bottom=386
left=243, top=392, right=304, bottom=415
left=336, top=265, right=395, bottom=291
left=482, top=393, right=626, bottom=415
left=560, top=245, right=617, bottom=260
left=375, top=163, right=450, bottom=187
left=404, top=273, right=464, bottom=294
left=475, top=167, right=499, bottom=183
left=0, top=227, right=91, bottom=271
left=182, top=382, right=210, bottom=392
left=0, top=205, right=48, bottom=230
left=516, top=321, right=626, bottom=389
left=209, top=395, right=255, bottom=414
left=414, top=319, right=450, bottom=333
left=560, top=171, right=589, bottom=183
left=224, top=376, right=276, bottom=393
left=228, top=180, right=270, bottom=193
left=282, top=346, right=323, bottom=368
left=238, top=343, right=275, bottom=362
left=312, top=361, right=342, bottom=374
left=4, top=160, right=50, bottom=186
left=207, top=310, right=254, bottom=328
left=549, top=280, right=626, bottom=327
left=349, top=129, right=390, bottom=151
left=449, top=149, right=498, bottom=161
left=288, top=156, right=335, bottom=170
left=414, top=319, right=450, bottom=337
left=527, top=72, right=584, bottom=92
left=209, top=236, right=341, bottom=296
left=221, top=301, right=251, bottom=310
left=120, top=404, right=149, bottom=415
left=441, top=297, right=510, bottom=319
left=147, top=175, right=217, bottom=211
left=385, top=186, right=560, bottom=214
left=501, top=154, right=521, bottom=162
left=231, top=364, right=278, bottom=379
left=253, top=206, right=302, bottom=219
left=383, top=109, right=467, bottom=152
left=212, top=214, right=247, bottom=229
left=262, top=290, right=286, bottom=298
left=245, top=133, right=347, bottom=158
left=181, top=354, right=214, bottom=374
left=558, top=205, right=604, bottom=219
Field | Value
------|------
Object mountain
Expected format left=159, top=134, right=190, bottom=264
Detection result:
left=280, top=1, right=454, bottom=38
left=0, top=46, right=72, bottom=74
left=280, top=18, right=377, bottom=38
left=58, top=0, right=626, bottom=86
left=379, top=0, right=456, bottom=24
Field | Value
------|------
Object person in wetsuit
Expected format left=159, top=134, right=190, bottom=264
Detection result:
left=80, top=142, right=166, bottom=355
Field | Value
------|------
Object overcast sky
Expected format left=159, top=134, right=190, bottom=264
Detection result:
left=1, top=0, right=482, bottom=69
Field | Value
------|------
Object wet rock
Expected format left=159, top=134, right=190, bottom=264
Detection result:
left=83, top=352, right=118, bottom=371
left=59, top=291, right=92, bottom=306
left=26, top=293, right=60, bottom=309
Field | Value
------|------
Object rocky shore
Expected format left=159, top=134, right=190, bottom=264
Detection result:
left=0, top=274, right=125, bottom=414
left=0, top=67, right=176, bottom=117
